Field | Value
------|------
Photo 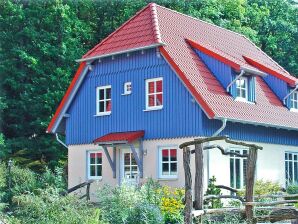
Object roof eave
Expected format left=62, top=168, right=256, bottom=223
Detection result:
left=76, top=43, right=166, bottom=63
left=214, top=116, right=298, bottom=132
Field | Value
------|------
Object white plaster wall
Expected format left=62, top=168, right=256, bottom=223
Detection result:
left=68, top=138, right=298, bottom=199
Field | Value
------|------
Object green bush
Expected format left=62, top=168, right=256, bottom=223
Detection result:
left=11, top=188, right=103, bottom=224
left=205, top=176, right=223, bottom=209
left=238, top=179, right=281, bottom=196
left=97, top=183, right=163, bottom=224
left=286, top=184, right=298, bottom=194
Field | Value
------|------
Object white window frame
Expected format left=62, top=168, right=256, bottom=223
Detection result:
left=235, top=76, right=248, bottom=102
left=122, top=82, right=132, bottom=95
left=87, top=150, right=103, bottom=180
left=285, top=152, right=298, bottom=186
left=158, top=146, right=178, bottom=179
left=145, top=77, right=163, bottom=111
left=96, top=85, right=111, bottom=116
left=290, top=91, right=298, bottom=112
left=230, top=148, right=248, bottom=189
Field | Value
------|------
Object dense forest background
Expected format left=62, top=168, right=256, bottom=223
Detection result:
left=0, top=0, right=297, bottom=171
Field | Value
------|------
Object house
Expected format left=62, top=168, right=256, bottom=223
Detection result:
left=47, top=3, right=298, bottom=195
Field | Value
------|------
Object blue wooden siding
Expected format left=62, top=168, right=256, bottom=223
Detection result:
left=263, top=75, right=290, bottom=105
left=65, top=48, right=298, bottom=146
left=66, top=49, right=203, bottom=145
left=194, top=49, right=232, bottom=89
left=202, top=114, right=298, bottom=146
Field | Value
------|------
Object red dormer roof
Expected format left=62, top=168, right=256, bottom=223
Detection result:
left=47, top=3, right=298, bottom=133
left=93, top=131, right=145, bottom=144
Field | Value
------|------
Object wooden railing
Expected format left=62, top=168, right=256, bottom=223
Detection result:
left=61, top=180, right=94, bottom=201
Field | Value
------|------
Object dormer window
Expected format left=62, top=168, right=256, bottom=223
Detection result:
left=235, top=76, right=248, bottom=101
left=291, top=91, right=298, bottom=110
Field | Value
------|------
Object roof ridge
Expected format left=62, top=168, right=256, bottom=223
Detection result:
left=149, top=3, right=162, bottom=43
left=155, top=4, right=248, bottom=40
left=83, top=3, right=156, bottom=59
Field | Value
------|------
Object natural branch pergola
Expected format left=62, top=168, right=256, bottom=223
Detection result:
left=180, top=136, right=261, bottom=224
left=180, top=136, right=298, bottom=224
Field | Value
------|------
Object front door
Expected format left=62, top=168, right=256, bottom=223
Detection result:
left=121, top=148, right=139, bottom=185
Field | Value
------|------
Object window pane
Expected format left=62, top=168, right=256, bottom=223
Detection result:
left=235, top=159, right=240, bottom=189
left=290, top=154, right=293, bottom=160
left=286, top=161, right=289, bottom=184
left=90, top=153, right=96, bottom=164
left=90, top=165, right=96, bottom=176
left=125, top=166, right=130, bottom=172
left=170, top=149, right=177, bottom=162
left=148, top=82, right=155, bottom=93
left=106, top=88, right=111, bottom=99
left=285, top=153, right=288, bottom=160
left=99, top=89, right=105, bottom=100
left=162, top=163, right=169, bottom=175
left=96, top=153, right=102, bottom=164
left=295, top=162, right=298, bottom=183
left=162, top=150, right=169, bottom=162
left=99, top=101, right=105, bottom=112
left=170, top=163, right=177, bottom=175
left=236, top=88, right=241, bottom=97
left=156, top=93, right=163, bottom=106
left=96, top=165, right=102, bottom=177
left=131, top=166, right=138, bottom=172
left=131, top=155, right=137, bottom=165
left=106, top=100, right=111, bottom=112
left=124, top=153, right=130, bottom=166
left=156, top=80, right=162, bottom=92
left=289, top=162, right=293, bottom=183
left=148, top=95, right=155, bottom=107
left=230, top=159, right=234, bottom=188
left=241, top=89, right=246, bottom=98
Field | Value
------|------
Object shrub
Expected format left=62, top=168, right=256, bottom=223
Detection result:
left=11, top=187, right=102, bottom=224
left=286, top=183, right=298, bottom=194
left=205, top=176, right=223, bottom=209
left=238, top=179, right=281, bottom=196
left=97, top=182, right=163, bottom=224
left=159, top=186, right=184, bottom=224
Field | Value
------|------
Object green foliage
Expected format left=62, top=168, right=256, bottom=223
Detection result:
left=202, top=213, right=244, bottom=224
left=286, top=183, right=298, bottom=194
left=11, top=188, right=102, bottom=224
left=238, top=179, right=281, bottom=196
left=205, top=176, right=223, bottom=209
left=97, top=182, right=164, bottom=224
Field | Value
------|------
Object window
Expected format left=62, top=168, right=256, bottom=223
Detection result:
left=285, top=152, right=298, bottom=186
left=235, top=76, right=248, bottom=101
left=230, top=149, right=247, bottom=189
left=123, top=82, right=132, bottom=95
left=291, top=91, right=298, bottom=110
left=87, top=151, right=102, bottom=179
left=96, top=85, right=111, bottom=115
left=159, top=147, right=177, bottom=178
left=145, top=78, right=163, bottom=110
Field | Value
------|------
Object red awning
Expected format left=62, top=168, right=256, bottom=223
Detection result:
left=93, top=131, right=145, bottom=144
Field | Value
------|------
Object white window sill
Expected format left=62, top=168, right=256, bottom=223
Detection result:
left=88, top=177, right=102, bottom=181
left=121, top=93, right=131, bottom=96
left=143, top=106, right=163, bottom=112
left=235, top=97, right=255, bottom=104
left=157, top=177, right=178, bottom=181
left=290, top=108, right=298, bottom=113
left=94, top=112, right=111, bottom=117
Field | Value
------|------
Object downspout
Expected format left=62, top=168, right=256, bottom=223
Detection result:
left=56, top=133, right=68, bottom=149
left=283, top=84, right=298, bottom=105
left=206, top=118, right=228, bottom=182
left=226, top=70, right=245, bottom=92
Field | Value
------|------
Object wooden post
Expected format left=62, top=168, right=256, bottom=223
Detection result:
left=86, top=182, right=91, bottom=201
left=183, top=147, right=192, bottom=224
left=194, top=143, right=204, bottom=210
left=245, top=147, right=258, bottom=223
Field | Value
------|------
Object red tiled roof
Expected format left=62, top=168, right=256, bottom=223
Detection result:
left=48, top=3, right=298, bottom=133
left=93, top=131, right=145, bottom=144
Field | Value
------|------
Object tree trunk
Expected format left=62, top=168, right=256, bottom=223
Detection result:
left=245, top=147, right=258, bottom=223
left=183, top=147, right=192, bottom=224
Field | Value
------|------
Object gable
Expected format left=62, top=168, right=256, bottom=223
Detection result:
left=65, top=49, right=204, bottom=145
